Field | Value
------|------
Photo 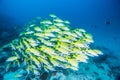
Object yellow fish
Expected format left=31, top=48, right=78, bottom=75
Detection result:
left=38, top=57, right=50, bottom=66
left=50, top=58, right=60, bottom=66
left=85, top=49, right=99, bottom=56
left=6, top=56, right=18, bottom=62
left=26, top=48, right=41, bottom=56
left=33, top=26, right=42, bottom=32
left=74, top=30, right=83, bottom=37
left=49, top=14, right=57, bottom=18
left=75, top=54, right=88, bottom=62
left=53, top=18, right=63, bottom=23
left=40, top=20, right=52, bottom=25
left=39, top=38, right=54, bottom=46
left=55, top=45, right=69, bottom=55
left=64, top=20, right=70, bottom=24
left=57, top=37, right=71, bottom=43
left=54, top=23, right=65, bottom=27
left=72, top=41, right=88, bottom=48
left=67, top=58, right=78, bottom=68
left=52, top=55, right=67, bottom=62
left=57, top=42, right=69, bottom=50
left=43, top=32, right=56, bottom=37
left=31, top=56, right=41, bottom=68
left=40, top=45, right=56, bottom=55
left=22, top=38, right=31, bottom=48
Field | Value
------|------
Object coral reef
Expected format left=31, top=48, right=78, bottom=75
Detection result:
left=0, top=14, right=21, bottom=47
left=50, top=60, right=115, bottom=80
left=4, top=69, right=26, bottom=80
left=1, top=14, right=103, bottom=79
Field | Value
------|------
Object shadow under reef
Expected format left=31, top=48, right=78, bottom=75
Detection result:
left=0, top=14, right=23, bottom=47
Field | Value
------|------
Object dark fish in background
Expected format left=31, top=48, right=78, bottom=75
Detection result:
left=105, top=19, right=111, bottom=25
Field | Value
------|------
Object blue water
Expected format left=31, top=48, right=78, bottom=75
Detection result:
left=0, top=0, right=120, bottom=80
left=1, top=0, right=120, bottom=57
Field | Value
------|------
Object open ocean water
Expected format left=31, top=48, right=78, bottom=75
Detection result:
left=0, top=0, right=120, bottom=80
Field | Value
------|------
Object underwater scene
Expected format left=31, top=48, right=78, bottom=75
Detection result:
left=0, top=0, right=120, bottom=80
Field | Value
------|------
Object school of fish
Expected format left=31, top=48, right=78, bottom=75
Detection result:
left=5, top=14, right=103, bottom=76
